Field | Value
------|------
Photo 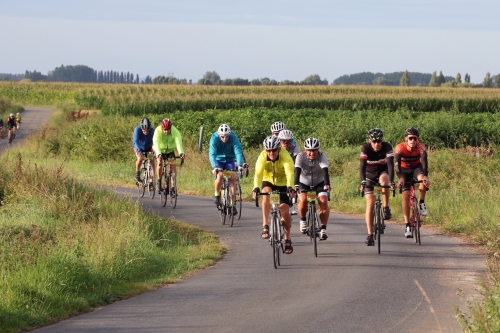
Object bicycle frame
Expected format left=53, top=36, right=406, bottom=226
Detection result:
left=160, top=155, right=183, bottom=209
left=400, top=179, right=425, bottom=245
left=138, top=151, right=156, bottom=199
left=218, top=169, right=239, bottom=227
left=305, top=189, right=321, bottom=257
left=256, top=191, right=285, bottom=269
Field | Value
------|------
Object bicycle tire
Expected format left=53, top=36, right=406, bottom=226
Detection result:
left=414, top=201, right=421, bottom=245
left=272, top=213, right=279, bottom=269
left=220, top=188, right=227, bottom=225
left=236, top=182, right=242, bottom=220
left=170, top=176, right=177, bottom=208
left=374, top=203, right=382, bottom=254
left=229, top=195, right=235, bottom=227
left=147, top=163, right=155, bottom=199
left=410, top=197, right=418, bottom=243
left=308, top=203, right=318, bottom=257
left=139, top=167, right=147, bottom=198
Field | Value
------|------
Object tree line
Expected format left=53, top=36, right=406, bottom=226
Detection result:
left=1, top=65, right=499, bottom=87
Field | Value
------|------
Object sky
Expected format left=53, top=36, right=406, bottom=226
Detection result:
left=0, top=0, right=499, bottom=84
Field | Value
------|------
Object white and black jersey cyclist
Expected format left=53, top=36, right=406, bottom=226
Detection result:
left=294, top=137, right=331, bottom=240
left=278, top=129, right=300, bottom=162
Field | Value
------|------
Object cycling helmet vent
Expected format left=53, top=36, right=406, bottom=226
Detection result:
left=304, top=137, right=320, bottom=149
left=278, top=129, right=294, bottom=140
left=367, top=128, right=384, bottom=141
left=218, top=124, right=231, bottom=136
left=404, top=127, right=420, bottom=137
left=270, top=121, right=286, bottom=133
left=161, top=118, right=172, bottom=130
left=263, top=136, right=281, bottom=150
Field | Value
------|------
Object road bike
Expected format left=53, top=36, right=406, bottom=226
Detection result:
left=159, top=155, right=183, bottom=208
left=361, top=181, right=394, bottom=254
left=136, top=151, right=156, bottom=199
left=303, top=187, right=323, bottom=257
left=8, top=126, right=15, bottom=145
left=217, top=169, right=240, bottom=227
left=256, top=190, right=286, bottom=269
left=401, top=179, right=427, bottom=245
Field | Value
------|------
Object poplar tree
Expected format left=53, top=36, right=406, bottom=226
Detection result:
left=438, top=71, right=445, bottom=86
left=429, top=71, right=437, bottom=87
left=456, top=73, right=462, bottom=83
left=400, top=70, right=410, bottom=86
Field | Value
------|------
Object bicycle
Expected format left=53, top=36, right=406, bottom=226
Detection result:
left=136, top=151, right=156, bottom=199
left=159, top=155, right=183, bottom=208
left=255, top=190, right=286, bottom=269
left=234, top=165, right=249, bottom=220
left=8, top=127, right=15, bottom=145
left=303, top=187, right=324, bottom=257
left=216, top=169, right=240, bottom=227
left=361, top=181, right=394, bottom=254
left=400, top=179, right=427, bottom=245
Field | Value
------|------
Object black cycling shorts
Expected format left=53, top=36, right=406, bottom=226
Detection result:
left=262, top=181, right=291, bottom=206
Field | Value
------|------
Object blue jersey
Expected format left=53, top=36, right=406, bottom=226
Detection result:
left=132, top=125, right=155, bottom=152
left=209, top=132, right=244, bottom=168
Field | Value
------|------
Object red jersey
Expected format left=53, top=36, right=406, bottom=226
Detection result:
left=394, top=142, right=426, bottom=169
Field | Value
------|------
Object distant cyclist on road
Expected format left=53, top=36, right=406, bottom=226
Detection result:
left=132, top=117, right=156, bottom=184
left=294, top=137, right=331, bottom=240
left=359, top=128, right=395, bottom=246
left=253, top=136, right=295, bottom=254
left=209, top=124, right=246, bottom=216
left=15, top=113, right=21, bottom=130
left=6, top=113, right=16, bottom=142
left=394, top=127, right=430, bottom=238
left=153, top=118, right=185, bottom=193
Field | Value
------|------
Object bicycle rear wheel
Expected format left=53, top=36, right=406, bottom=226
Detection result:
left=170, top=176, right=177, bottom=208
left=374, top=203, right=382, bottom=254
left=229, top=196, right=235, bottom=227
left=160, top=175, right=167, bottom=207
left=271, top=214, right=279, bottom=269
left=236, top=182, right=242, bottom=220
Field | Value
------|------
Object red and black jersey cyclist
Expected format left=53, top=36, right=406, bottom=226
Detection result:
left=394, top=127, right=430, bottom=238
left=6, top=113, right=17, bottom=141
left=359, top=128, right=395, bottom=246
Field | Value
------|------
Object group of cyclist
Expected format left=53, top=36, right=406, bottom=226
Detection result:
left=132, top=117, right=430, bottom=253
left=360, top=127, right=430, bottom=246
left=0, top=113, right=21, bottom=142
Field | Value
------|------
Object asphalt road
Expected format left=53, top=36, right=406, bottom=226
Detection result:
left=13, top=107, right=486, bottom=333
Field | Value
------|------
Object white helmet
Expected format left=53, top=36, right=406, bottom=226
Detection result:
left=263, top=136, right=280, bottom=150
left=10, top=113, right=14, bottom=117
left=218, top=124, right=231, bottom=136
left=278, top=129, right=294, bottom=140
left=270, top=121, right=286, bottom=133
left=16, top=113, right=20, bottom=116
left=304, top=137, right=320, bottom=149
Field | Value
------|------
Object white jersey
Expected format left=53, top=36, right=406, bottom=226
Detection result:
left=287, top=145, right=301, bottom=160
left=294, top=151, right=329, bottom=185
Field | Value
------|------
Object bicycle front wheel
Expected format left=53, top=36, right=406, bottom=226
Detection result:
left=139, top=167, right=147, bottom=198
left=220, top=188, right=227, bottom=225
left=148, top=164, right=155, bottom=199
left=271, top=213, right=279, bottom=269
left=170, top=176, right=177, bottom=208
left=374, top=203, right=382, bottom=254
left=411, top=198, right=420, bottom=245
left=236, top=182, right=242, bottom=220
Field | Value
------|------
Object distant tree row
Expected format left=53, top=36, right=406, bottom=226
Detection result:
left=22, top=65, right=143, bottom=84
left=195, top=72, right=329, bottom=86
left=0, top=73, right=24, bottom=81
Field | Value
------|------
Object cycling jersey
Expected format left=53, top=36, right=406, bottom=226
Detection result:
left=152, top=125, right=184, bottom=155
left=394, top=142, right=428, bottom=176
left=16, top=116, right=21, bottom=122
left=132, top=125, right=155, bottom=152
left=286, top=145, right=301, bottom=162
left=359, top=142, right=394, bottom=181
left=294, top=151, right=330, bottom=187
left=6, top=117, right=16, bottom=129
left=253, top=149, right=294, bottom=188
left=209, top=132, right=244, bottom=168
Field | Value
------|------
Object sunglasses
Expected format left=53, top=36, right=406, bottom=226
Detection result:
left=407, top=136, right=418, bottom=141
left=371, top=140, right=382, bottom=144
left=266, top=148, right=279, bottom=153
left=220, top=135, right=229, bottom=139
left=280, top=139, right=292, bottom=144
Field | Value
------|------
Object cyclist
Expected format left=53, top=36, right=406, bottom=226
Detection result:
left=15, top=113, right=21, bottom=130
left=359, top=128, right=395, bottom=246
left=294, top=137, right=331, bottom=240
left=278, top=129, right=300, bottom=162
left=132, top=117, right=156, bottom=184
left=0, top=117, right=4, bottom=140
left=153, top=118, right=185, bottom=193
left=271, top=121, right=297, bottom=146
left=394, top=127, right=430, bottom=238
left=209, top=124, right=246, bottom=215
left=253, top=136, right=295, bottom=254
left=6, top=113, right=16, bottom=141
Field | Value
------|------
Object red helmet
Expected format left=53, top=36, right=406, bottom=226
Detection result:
left=161, top=118, right=172, bottom=130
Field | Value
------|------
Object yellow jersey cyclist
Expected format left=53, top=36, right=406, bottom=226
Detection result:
left=15, top=113, right=21, bottom=130
left=359, top=128, right=395, bottom=246
left=132, top=117, right=156, bottom=184
left=295, top=137, right=331, bottom=240
left=153, top=118, right=185, bottom=193
left=253, top=136, right=296, bottom=254
left=209, top=124, right=247, bottom=215
left=394, top=127, right=430, bottom=238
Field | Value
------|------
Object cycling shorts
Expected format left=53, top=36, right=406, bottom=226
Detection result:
left=262, top=181, right=291, bottom=206
left=364, top=170, right=389, bottom=194
left=400, top=165, right=425, bottom=192
left=215, top=160, right=236, bottom=171
left=159, top=152, right=176, bottom=160
left=297, top=181, right=328, bottom=197
left=134, top=147, right=154, bottom=155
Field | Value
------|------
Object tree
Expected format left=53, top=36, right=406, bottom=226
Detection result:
left=494, top=75, right=500, bottom=88
left=198, top=71, right=220, bottom=85
left=456, top=73, right=462, bottom=83
left=438, top=71, right=445, bottom=86
left=373, top=77, right=392, bottom=86
left=429, top=71, right=438, bottom=87
left=400, top=70, right=410, bottom=86
left=301, top=74, right=328, bottom=85
left=135, top=74, right=140, bottom=84
left=464, top=73, right=470, bottom=83
left=483, top=72, right=492, bottom=88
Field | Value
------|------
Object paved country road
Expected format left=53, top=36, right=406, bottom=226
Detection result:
left=12, top=108, right=485, bottom=333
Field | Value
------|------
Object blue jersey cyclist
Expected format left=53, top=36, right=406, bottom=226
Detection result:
left=209, top=124, right=247, bottom=215
left=132, top=117, right=156, bottom=183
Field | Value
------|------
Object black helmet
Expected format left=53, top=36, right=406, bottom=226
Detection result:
left=404, top=127, right=420, bottom=137
left=367, top=128, right=384, bottom=141
left=140, top=118, right=151, bottom=131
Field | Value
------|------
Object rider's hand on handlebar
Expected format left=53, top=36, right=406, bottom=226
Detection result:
left=390, top=182, right=396, bottom=190
left=212, top=168, right=219, bottom=176
left=252, top=187, right=260, bottom=200
left=180, top=153, right=186, bottom=159
left=359, top=180, right=366, bottom=192
left=242, top=163, right=249, bottom=169
left=324, top=185, right=331, bottom=192
left=287, top=186, right=295, bottom=198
